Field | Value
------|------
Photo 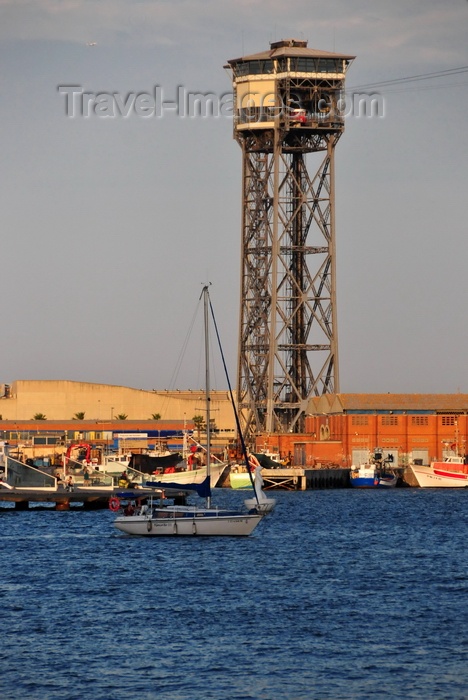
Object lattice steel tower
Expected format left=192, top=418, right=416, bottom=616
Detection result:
left=226, top=39, right=354, bottom=438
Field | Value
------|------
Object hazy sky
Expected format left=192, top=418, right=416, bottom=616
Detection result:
left=0, top=0, right=467, bottom=394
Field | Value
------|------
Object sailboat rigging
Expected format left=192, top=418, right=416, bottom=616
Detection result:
left=113, top=284, right=266, bottom=536
left=208, top=292, right=275, bottom=511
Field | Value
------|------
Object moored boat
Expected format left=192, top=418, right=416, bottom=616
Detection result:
left=350, top=449, right=398, bottom=489
left=127, top=452, right=227, bottom=489
left=410, top=455, right=468, bottom=488
left=378, top=472, right=398, bottom=488
left=349, top=464, right=380, bottom=488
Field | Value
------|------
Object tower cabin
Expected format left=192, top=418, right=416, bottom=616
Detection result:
left=226, top=38, right=355, bottom=137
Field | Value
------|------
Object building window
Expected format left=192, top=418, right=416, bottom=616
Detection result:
left=236, top=60, right=275, bottom=76
left=412, top=416, right=428, bottom=426
left=351, top=416, right=368, bottom=426
left=381, top=416, right=398, bottom=426
left=290, top=58, right=340, bottom=73
left=33, top=436, right=60, bottom=446
left=441, top=416, right=456, bottom=426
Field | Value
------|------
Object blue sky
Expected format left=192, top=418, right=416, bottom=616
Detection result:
left=0, top=0, right=467, bottom=393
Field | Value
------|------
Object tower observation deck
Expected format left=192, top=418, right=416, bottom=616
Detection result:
left=225, top=39, right=354, bottom=438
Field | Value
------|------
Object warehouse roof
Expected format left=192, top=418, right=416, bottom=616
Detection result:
left=307, top=394, right=468, bottom=415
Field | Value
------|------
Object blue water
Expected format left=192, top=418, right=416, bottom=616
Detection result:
left=0, top=489, right=467, bottom=700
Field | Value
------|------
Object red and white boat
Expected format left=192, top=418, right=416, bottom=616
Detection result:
left=410, top=455, right=468, bottom=488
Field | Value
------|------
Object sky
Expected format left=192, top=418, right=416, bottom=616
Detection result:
left=0, top=0, right=467, bottom=395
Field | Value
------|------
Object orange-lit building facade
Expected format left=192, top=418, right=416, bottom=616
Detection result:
left=2, top=391, right=468, bottom=469
left=254, top=394, right=468, bottom=467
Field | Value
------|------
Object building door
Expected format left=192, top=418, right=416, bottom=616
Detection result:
left=294, top=443, right=306, bottom=466
left=352, top=449, right=369, bottom=466
left=412, top=449, right=429, bottom=466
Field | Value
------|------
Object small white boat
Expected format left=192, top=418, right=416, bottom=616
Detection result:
left=244, top=465, right=276, bottom=513
left=113, top=285, right=266, bottom=537
left=410, top=455, right=468, bottom=488
left=102, top=453, right=131, bottom=472
left=378, top=472, right=398, bottom=488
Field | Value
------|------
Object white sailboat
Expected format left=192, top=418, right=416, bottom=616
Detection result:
left=114, top=285, right=265, bottom=537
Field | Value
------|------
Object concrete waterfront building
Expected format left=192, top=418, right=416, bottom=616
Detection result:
left=0, top=380, right=234, bottom=425
left=0, top=380, right=237, bottom=456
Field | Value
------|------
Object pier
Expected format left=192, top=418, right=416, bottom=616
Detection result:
left=0, top=486, right=188, bottom=510
left=261, top=467, right=350, bottom=490
left=231, top=466, right=409, bottom=490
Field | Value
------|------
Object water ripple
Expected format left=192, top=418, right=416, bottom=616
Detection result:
left=0, top=489, right=467, bottom=699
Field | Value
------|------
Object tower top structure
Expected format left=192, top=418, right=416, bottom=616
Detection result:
left=226, top=39, right=354, bottom=144
left=227, top=38, right=354, bottom=63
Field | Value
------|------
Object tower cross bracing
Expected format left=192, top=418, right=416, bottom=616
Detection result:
left=226, top=39, right=354, bottom=437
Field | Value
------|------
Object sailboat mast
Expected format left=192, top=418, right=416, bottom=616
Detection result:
left=203, top=285, right=212, bottom=508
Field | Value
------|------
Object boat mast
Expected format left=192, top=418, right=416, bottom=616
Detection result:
left=203, top=284, right=212, bottom=508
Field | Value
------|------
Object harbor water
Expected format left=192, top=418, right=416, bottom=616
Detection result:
left=0, top=488, right=466, bottom=699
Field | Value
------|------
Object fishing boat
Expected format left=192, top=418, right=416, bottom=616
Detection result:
left=350, top=449, right=398, bottom=489
left=113, top=285, right=265, bottom=537
left=374, top=450, right=398, bottom=487
left=410, top=455, right=468, bottom=488
left=102, top=452, right=132, bottom=472
left=254, top=451, right=283, bottom=467
left=349, top=464, right=380, bottom=488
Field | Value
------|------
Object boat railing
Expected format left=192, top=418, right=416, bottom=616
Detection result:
left=72, top=472, right=114, bottom=488
left=57, top=459, right=113, bottom=488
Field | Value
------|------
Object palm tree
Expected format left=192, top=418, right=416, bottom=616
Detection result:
left=151, top=413, right=161, bottom=420
left=192, top=415, right=205, bottom=441
left=33, top=413, right=47, bottom=420
left=73, top=412, right=86, bottom=420
left=115, top=413, right=128, bottom=420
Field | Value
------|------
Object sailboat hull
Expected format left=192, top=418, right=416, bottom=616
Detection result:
left=114, top=508, right=263, bottom=536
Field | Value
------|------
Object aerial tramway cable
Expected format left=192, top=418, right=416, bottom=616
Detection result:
left=346, top=65, right=468, bottom=95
